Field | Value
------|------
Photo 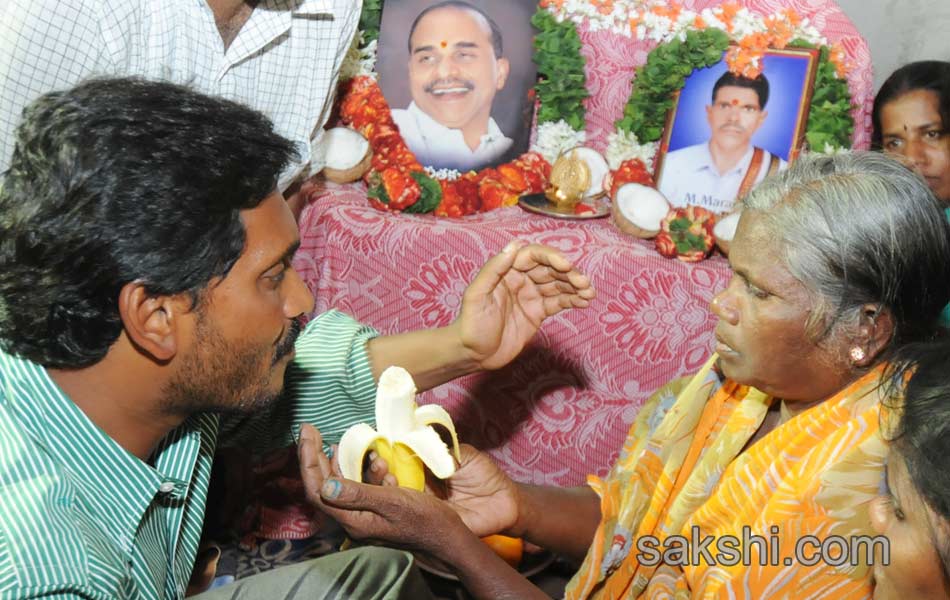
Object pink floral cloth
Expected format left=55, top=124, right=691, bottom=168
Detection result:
left=293, top=185, right=731, bottom=487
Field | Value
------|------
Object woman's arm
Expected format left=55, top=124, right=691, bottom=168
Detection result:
left=512, top=483, right=601, bottom=562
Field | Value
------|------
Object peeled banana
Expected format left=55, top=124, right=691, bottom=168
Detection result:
left=338, top=366, right=461, bottom=490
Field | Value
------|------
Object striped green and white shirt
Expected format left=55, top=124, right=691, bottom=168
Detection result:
left=0, top=310, right=379, bottom=599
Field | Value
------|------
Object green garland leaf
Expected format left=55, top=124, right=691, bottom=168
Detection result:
left=790, top=43, right=854, bottom=150
left=617, top=28, right=730, bottom=142
left=403, top=172, right=443, bottom=214
left=532, top=9, right=588, bottom=130
left=359, top=0, right=383, bottom=44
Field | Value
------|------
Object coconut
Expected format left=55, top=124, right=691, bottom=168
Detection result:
left=565, top=146, right=610, bottom=199
left=713, top=210, right=742, bottom=255
left=320, top=127, right=372, bottom=184
left=611, top=183, right=670, bottom=239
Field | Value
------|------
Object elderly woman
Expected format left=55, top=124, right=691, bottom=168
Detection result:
left=299, top=152, right=950, bottom=599
left=870, top=341, right=950, bottom=600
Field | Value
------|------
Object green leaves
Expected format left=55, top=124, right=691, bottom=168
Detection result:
left=618, top=29, right=730, bottom=142
left=403, top=172, right=443, bottom=214
left=797, top=44, right=854, bottom=150
left=359, top=0, right=383, bottom=43
left=532, top=9, right=588, bottom=129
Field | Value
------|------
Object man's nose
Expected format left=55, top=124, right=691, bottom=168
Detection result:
left=284, top=266, right=315, bottom=319
left=436, top=57, right=460, bottom=79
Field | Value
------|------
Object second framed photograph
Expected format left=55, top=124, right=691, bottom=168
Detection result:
left=654, top=47, right=820, bottom=213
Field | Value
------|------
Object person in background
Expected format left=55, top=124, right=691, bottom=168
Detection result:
left=873, top=60, right=950, bottom=327
left=0, top=0, right=361, bottom=218
left=0, top=77, right=594, bottom=599
left=871, top=340, right=950, bottom=600
left=301, top=152, right=950, bottom=599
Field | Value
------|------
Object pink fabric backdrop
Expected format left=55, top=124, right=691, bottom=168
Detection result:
left=294, top=185, right=732, bottom=487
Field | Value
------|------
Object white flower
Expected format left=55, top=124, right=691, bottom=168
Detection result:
left=339, top=32, right=378, bottom=80
left=817, top=142, right=849, bottom=155
left=605, top=129, right=658, bottom=170
left=532, top=120, right=587, bottom=164
left=425, top=166, right=461, bottom=181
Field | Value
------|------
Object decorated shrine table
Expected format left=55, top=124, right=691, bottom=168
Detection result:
left=293, top=182, right=732, bottom=486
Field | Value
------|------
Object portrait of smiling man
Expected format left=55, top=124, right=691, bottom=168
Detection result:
left=390, top=0, right=515, bottom=171
left=658, top=71, right=789, bottom=213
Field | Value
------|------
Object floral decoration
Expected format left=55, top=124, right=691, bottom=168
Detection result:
left=337, top=0, right=855, bottom=219
left=654, top=206, right=717, bottom=262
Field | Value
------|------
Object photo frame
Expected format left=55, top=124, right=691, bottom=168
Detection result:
left=376, top=0, right=538, bottom=173
left=653, top=47, right=820, bottom=213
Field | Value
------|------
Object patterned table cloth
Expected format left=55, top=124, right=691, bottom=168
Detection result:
left=294, top=185, right=732, bottom=486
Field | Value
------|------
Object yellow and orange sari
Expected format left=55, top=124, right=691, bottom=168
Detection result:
left=566, top=356, right=887, bottom=599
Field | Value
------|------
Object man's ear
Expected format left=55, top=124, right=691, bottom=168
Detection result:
left=495, top=57, right=510, bottom=90
left=852, top=303, right=895, bottom=368
left=117, top=281, right=190, bottom=362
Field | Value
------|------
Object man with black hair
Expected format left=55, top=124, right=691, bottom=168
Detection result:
left=658, top=71, right=787, bottom=213
left=391, top=1, right=514, bottom=171
left=0, top=78, right=594, bottom=599
left=0, top=0, right=361, bottom=219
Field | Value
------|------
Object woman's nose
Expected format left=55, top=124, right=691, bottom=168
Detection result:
left=710, top=288, right=739, bottom=326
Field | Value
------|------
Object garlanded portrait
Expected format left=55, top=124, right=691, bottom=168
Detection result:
left=655, top=47, right=819, bottom=213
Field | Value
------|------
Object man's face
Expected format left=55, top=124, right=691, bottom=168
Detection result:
left=163, top=193, right=315, bottom=415
left=408, top=7, right=509, bottom=136
left=705, top=85, right=768, bottom=152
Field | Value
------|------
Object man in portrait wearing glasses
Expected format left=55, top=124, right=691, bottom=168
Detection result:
left=657, top=71, right=787, bottom=213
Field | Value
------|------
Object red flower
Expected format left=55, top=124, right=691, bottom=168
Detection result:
left=607, top=158, right=655, bottom=198
left=380, top=168, right=421, bottom=210
left=654, top=207, right=716, bottom=262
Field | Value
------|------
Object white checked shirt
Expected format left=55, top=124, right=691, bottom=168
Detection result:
left=0, top=0, right=360, bottom=190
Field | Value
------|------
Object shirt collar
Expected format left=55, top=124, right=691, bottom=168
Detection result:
left=407, top=101, right=504, bottom=145
left=694, top=143, right=756, bottom=177
left=0, top=350, right=195, bottom=554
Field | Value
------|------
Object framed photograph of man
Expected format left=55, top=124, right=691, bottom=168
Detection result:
left=655, top=47, right=820, bottom=213
left=377, top=0, right=538, bottom=172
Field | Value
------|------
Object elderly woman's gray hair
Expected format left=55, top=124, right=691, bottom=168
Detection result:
left=742, top=151, right=950, bottom=345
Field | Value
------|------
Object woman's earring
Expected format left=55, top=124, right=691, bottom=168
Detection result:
left=849, top=346, right=866, bottom=363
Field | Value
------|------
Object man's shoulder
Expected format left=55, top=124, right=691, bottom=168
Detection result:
left=0, top=431, right=113, bottom=595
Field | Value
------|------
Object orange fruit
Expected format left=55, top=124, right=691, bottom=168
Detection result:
left=480, top=534, right=523, bottom=568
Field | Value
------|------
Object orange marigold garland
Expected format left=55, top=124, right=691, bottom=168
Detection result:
left=338, top=75, right=549, bottom=217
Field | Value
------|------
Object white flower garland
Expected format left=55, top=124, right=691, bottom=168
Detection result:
left=531, top=120, right=587, bottom=164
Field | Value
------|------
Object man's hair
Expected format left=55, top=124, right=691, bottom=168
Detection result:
left=408, top=1, right=504, bottom=59
left=742, top=151, right=950, bottom=348
left=0, top=77, right=297, bottom=369
left=872, top=60, right=950, bottom=150
left=711, top=71, right=770, bottom=109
